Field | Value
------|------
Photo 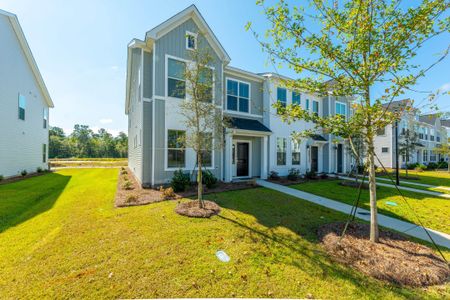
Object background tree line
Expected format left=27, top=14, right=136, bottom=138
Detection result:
left=49, top=125, right=128, bottom=159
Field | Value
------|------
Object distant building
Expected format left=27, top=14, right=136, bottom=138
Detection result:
left=0, top=9, right=54, bottom=177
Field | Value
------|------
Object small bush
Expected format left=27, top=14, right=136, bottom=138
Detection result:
left=21, top=170, right=27, bottom=176
left=269, top=171, right=280, bottom=180
left=160, top=186, right=176, bottom=200
left=414, top=164, right=426, bottom=172
left=171, top=169, right=191, bottom=192
left=122, top=180, right=134, bottom=190
left=320, top=173, right=329, bottom=179
left=287, top=168, right=300, bottom=181
left=426, top=162, right=438, bottom=170
left=406, top=163, right=419, bottom=170
left=0, top=175, right=3, bottom=181
left=202, top=170, right=218, bottom=188
left=121, top=166, right=125, bottom=171
left=36, top=167, right=43, bottom=173
left=121, top=169, right=128, bottom=175
left=126, top=194, right=138, bottom=203
left=356, top=164, right=365, bottom=174
left=305, top=170, right=317, bottom=179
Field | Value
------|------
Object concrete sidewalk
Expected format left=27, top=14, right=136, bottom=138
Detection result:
left=256, top=179, right=450, bottom=249
left=338, top=175, right=450, bottom=199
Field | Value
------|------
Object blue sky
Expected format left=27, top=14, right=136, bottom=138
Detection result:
left=2, top=0, right=449, bottom=135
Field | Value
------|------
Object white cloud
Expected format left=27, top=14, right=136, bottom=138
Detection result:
left=439, top=82, right=450, bottom=92
left=99, top=118, right=113, bottom=124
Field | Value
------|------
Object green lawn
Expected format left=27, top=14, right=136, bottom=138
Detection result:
left=291, top=180, right=450, bottom=234
left=0, top=169, right=448, bottom=299
left=379, top=170, right=450, bottom=187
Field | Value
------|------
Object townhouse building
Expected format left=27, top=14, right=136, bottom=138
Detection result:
left=125, top=5, right=353, bottom=187
left=374, top=99, right=448, bottom=168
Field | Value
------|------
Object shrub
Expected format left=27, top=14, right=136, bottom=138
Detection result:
left=160, top=186, right=176, bottom=200
left=320, top=173, right=329, bottom=179
left=269, top=171, right=280, bottom=180
left=305, top=170, right=317, bottom=179
left=122, top=180, right=134, bottom=190
left=171, top=169, right=191, bottom=192
left=426, top=162, right=438, bottom=170
left=36, top=167, right=43, bottom=173
left=121, top=169, right=128, bottom=175
left=406, top=163, right=419, bottom=170
left=21, top=170, right=27, bottom=176
left=356, top=164, right=365, bottom=174
left=0, top=175, right=3, bottom=181
left=287, top=168, right=300, bottom=181
left=202, top=170, right=218, bottom=188
left=439, top=161, right=448, bottom=169
left=126, top=194, right=138, bottom=203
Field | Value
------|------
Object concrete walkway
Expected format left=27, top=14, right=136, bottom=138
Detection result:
left=256, top=179, right=450, bottom=249
left=337, top=175, right=450, bottom=199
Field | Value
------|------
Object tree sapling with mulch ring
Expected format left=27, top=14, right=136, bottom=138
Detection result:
left=318, top=222, right=449, bottom=287
left=175, top=200, right=221, bottom=218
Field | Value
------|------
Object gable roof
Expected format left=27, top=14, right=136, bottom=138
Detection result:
left=441, top=119, right=450, bottom=128
left=419, top=114, right=439, bottom=126
left=145, top=5, right=231, bottom=64
left=0, top=9, right=53, bottom=108
left=381, top=99, right=413, bottom=112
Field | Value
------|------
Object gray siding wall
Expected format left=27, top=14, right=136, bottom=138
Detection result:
left=143, top=50, right=153, bottom=99
left=127, top=48, right=143, bottom=183
left=154, top=18, right=223, bottom=106
left=223, top=72, right=264, bottom=116
left=142, top=101, right=153, bottom=185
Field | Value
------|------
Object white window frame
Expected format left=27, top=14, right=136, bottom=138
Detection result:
left=43, top=107, right=48, bottom=129
left=381, top=147, right=389, bottom=153
left=277, top=87, right=287, bottom=107
left=292, top=90, right=301, bottom=105
left=291, top=138, right=301, bottom=165
left=335, top=101, right=347, bottom=118
left=185, top=31, right=198, bottom=51
left=312, top=100, right=319, bottom=116
left=276, top=137, right=287, bottom=166
left=225, top=77, right=251, bottom=114
left=165, top=54, right=188, bottom=100
left=166, top=129, right=187, bottom=170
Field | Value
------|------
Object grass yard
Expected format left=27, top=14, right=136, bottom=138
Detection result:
left=0, top=169, right=449, bottom=299
left=291, top=180, right=450, bottom=234
left=379, top=170, right=450, bottom=187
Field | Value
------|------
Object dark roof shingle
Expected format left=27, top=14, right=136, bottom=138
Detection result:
left=226, top=117, right=271, bottom=133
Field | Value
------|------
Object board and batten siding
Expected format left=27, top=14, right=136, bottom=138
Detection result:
left=0, top=14, right=50, bottom=177
left=127, top=48, right=144, bottom=183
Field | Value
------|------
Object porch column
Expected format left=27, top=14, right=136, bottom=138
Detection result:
left=224, top=132, right=233, bottom=182
left=261, top=136, right=268, bottom=179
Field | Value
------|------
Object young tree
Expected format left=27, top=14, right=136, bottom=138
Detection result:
left=249, top=0, right=449, bottom=242
left=434, top=143, right=450, bottom=172
left=179, top=34, right=224, bottom=208
left=398, top=124, right=419, bottom=177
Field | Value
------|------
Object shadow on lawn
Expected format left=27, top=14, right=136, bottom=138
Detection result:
left=0, top=172, right=71, bottom=233
left=211, top=188, right=423, bottom=298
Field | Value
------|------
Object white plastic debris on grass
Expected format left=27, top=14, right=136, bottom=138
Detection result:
left=216, top=250, right=230, bottom=262
left=386, top=201, right=398, bottom=206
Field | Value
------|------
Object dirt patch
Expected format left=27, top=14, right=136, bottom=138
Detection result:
left=318, top=222, right=450, bottom=287
left=115, top=168, right=259, bottom=207
left=175, top=200, right=221, bottom=218
left=0, top=171, right=51, bottom=185
left=339, top=180, right=370, bottom=189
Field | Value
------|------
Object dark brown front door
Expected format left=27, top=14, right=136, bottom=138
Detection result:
left=311, top=146, right=319, bottom=172
left=337, top=144, right=343, bottom=173
left=236, top=142, right=249, bottom=177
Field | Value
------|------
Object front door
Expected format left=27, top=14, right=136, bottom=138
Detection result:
left=337, top=144, right=343, bottom=173
left=236, top=142, right=249, bottom=177
left=311, top=146, right=319, bottom=172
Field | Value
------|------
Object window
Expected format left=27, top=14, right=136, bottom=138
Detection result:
left=402, top=154, right=406, bottom=162
left=292, top=91, right=301, bottom=105
left=42, top=144, right=47, bottom=163
left=306, top=99, right=310, bottom=110
left=167, top=58, right=186, bottom=99
left=198, top=132, right=213, bottom=167
left=18, top=94, right=26, bottom=120
left=423, top=150, right=428, bottom=162
left=312, top=100, right=319, bottom=116
left=277, top=87, right=287, bottom=107
left=199, top=67, right=213, bottom=102
left=335, top=102, right=346, bottom=117
left=430, top=135, right=435, bottom=141
left=277, top=137, right=286, bottom=165
left=377, top=127, right=386, bottom=136
left=292, top=139, right=301, bottom=165
left=167, top=130, right=186, bottom=168
left=382, top=147, right=389, bottom=153
left=226, top=79, right=249, bottom=113
left=430, top=151, right=437, bottom=162
left=419, top=133, right=424, bottom=139
left=43, top=108, right=48, bottom=129
left=186, top=32, right=197, bottom=50
left=437, top=135, right=441, bottom=142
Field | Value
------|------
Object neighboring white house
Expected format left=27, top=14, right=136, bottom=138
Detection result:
left=0, top=9, right=54, bottom=177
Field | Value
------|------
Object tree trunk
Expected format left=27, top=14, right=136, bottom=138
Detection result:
left=367, top=137, right=379, bottom=243
left=197, top=152, right=204, bottom=208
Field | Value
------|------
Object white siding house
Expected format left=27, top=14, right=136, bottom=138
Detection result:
left=0, top=10, right=54, bottom=177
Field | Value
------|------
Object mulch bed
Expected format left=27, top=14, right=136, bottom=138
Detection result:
left=339, top=180, right=370, bottom=189
left=268, top=175, right=337, bottom=186
left=318, top=222, right=450, bottom=287
left=175, top=200, right=221, bottom=218
left=0, top=171, right=51, bottom=185
left=115, top=168, right=259, bottom=207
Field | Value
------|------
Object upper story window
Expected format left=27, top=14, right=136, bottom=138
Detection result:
left=18, top=94, right=26, bottom=120
left=335, top=102, right=346, bottom=117
left=292, top=91, right=301, bottom=105
left=199, top=67, right=213, bottom=102
left=277, top=87, right=287, bottom=107
left=167, top=129, right=186, bottom=168
left=306, top=99, right=310, bottom=110
left=167, top=58, right=186, bottom=99
left=312, top=100, right=319, bottom=116
left=43, top=108, right=48, bottom=129
left=226, top=79, right=249, bottom=113
left=186, top=31, right=197, bottom=50
left=382, top=147, right=389, bottom=153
